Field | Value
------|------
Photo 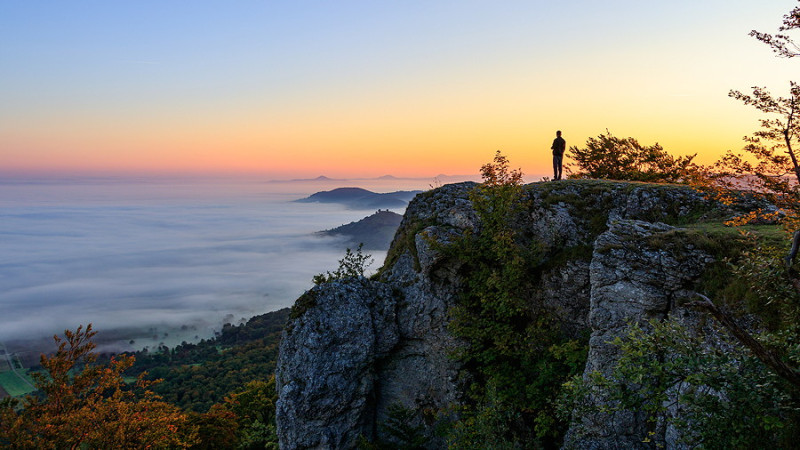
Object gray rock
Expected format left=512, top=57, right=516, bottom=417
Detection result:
left=276, top=279, right=399, bottom=449
left=275, top=180, right=752, bottom=449
left=564, top=219, right=712, bottom=449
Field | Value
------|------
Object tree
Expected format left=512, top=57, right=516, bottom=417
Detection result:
left=564, top=5, right=800, bottom=444
left=0, top=324, right=197, bottom=448
left=711, top=84, right=800, bottom=234
left=567, top=130, right=696, bottom=183
left=664, top=0, right=800, bottom=423
left=187, top=407, right=239, bottom=450
left=221, top=378, right=279, bottom=449
left=703, top=1, right=800, bottom=262
left=560, top=8, right=800, bottom=445
left=478, top=150, right=524, bottom=188
left=312, top=243, right=374, bottom=284
left=749, top=2, right=800, bottom=58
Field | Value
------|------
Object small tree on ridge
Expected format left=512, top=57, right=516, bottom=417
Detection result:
left=568, top=130, right=696, bottom=183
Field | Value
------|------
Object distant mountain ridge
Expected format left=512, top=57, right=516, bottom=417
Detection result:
left=294, top=187, right=421, bottom=210
left=317, top=210, right=403, bottom=250
left=270, top=174, right=480, bottom=183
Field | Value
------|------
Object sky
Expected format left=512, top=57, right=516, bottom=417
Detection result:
left=1, top=1, right=798, bottom=179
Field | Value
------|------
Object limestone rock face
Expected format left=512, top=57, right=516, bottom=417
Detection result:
left=563, top=220, right=714, bottom=449
left=275, top=280, right=399, bottom=449
left=275, top=180, right=743, bottom=449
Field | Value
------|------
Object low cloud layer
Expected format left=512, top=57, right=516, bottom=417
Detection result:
left=0, top=177, right=400, bottom=352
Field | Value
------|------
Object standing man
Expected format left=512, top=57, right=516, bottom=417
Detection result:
left=551, top=130, right=566, bottom=180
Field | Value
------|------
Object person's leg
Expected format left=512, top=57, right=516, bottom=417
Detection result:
left=554, top=154, right=563, bottom=180
left=553, top=155, right=559, bottom=180
left=557, top=155, right=563, bottom=180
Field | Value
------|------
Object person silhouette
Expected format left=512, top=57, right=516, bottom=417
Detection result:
left=551, top=130, right=566, bottom=180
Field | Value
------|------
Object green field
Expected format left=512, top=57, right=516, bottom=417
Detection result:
left=0, top=369, right=37, bottom=397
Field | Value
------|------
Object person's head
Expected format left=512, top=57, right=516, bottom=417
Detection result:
left=556, top=130, right=562, bottom=137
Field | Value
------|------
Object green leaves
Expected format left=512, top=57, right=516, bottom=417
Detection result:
left=443, top=152, right=586, bottom=446
left=562, top=318, right=797, bottom=448
left=312, top=243, right=374, bottom=285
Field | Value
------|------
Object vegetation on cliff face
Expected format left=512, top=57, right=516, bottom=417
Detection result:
left=443, top=152, right=587, bottom=447
left=563, top=318, right=798, bottom=449
left=558, top=213, right=800, bottom=447
left=557, top=223, right=800, bottom=447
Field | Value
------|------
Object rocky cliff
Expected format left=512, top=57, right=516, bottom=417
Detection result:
left=275, top=180, right=752, bottom=449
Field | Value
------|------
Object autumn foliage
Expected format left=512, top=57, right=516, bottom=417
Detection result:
left=0, top=324, right=197, bottom=449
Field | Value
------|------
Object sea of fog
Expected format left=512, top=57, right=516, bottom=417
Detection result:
left=0, top=175, right=443, bottom=356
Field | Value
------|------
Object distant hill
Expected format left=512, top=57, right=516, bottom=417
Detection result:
left=295, top=187, right=421, bottom=210
left=318, top=210, right=403, bottom=250
left=288, top=175, right=343, bottom=182
left=270, top=174, right=481, bottom=184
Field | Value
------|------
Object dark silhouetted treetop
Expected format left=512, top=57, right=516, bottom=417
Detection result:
left=567, top=130, right=696, bottom=183
left=750, top=1, right=800, bottom=58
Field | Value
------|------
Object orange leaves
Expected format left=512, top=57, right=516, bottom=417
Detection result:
left=0, top=325, right=199, bottom=448
left=480, top=150, right=524, bottom=188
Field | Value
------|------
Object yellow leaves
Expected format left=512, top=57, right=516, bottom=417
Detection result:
left=724, top=209, right=782, bottom=227
left=0, top=325, right=199, bottom=449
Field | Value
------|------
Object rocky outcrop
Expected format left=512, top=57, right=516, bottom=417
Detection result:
left=275, top=180, right=745, bottom=449
left=276, top=280, right=399, bottom=448
left=277, top=184, right=477, bottom=449
left=563, top=220, right=714, bottom=449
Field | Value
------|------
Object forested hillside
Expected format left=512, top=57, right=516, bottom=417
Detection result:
left=1, top=309, right=289, bottom=448
left=126, top=308, right=289, bottom=413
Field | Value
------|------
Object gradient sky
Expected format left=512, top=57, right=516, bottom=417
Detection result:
left=1, top=1, right=797, bottom=178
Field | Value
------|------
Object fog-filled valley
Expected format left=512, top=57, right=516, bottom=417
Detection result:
left=0, top=175, right=447, bottom=356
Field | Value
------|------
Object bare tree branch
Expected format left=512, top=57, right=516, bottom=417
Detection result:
left=687, top=293, right=800, bottom=389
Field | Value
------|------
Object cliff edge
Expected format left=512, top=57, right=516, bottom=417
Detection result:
left=275, top=180, right=751, bottom=449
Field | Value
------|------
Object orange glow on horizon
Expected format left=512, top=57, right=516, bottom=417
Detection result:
left=2, top=1, right=794, bottom=180
left=2, top=76, right=771, bottom=179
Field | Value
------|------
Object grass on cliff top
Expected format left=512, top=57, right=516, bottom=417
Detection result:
left=527, top=177, right=689, bottom=193
left=640, top=221, right=787, bottom=264
left=684, top=222, right=787, bottom=247
left=665, top=221, right=792, bottom=326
